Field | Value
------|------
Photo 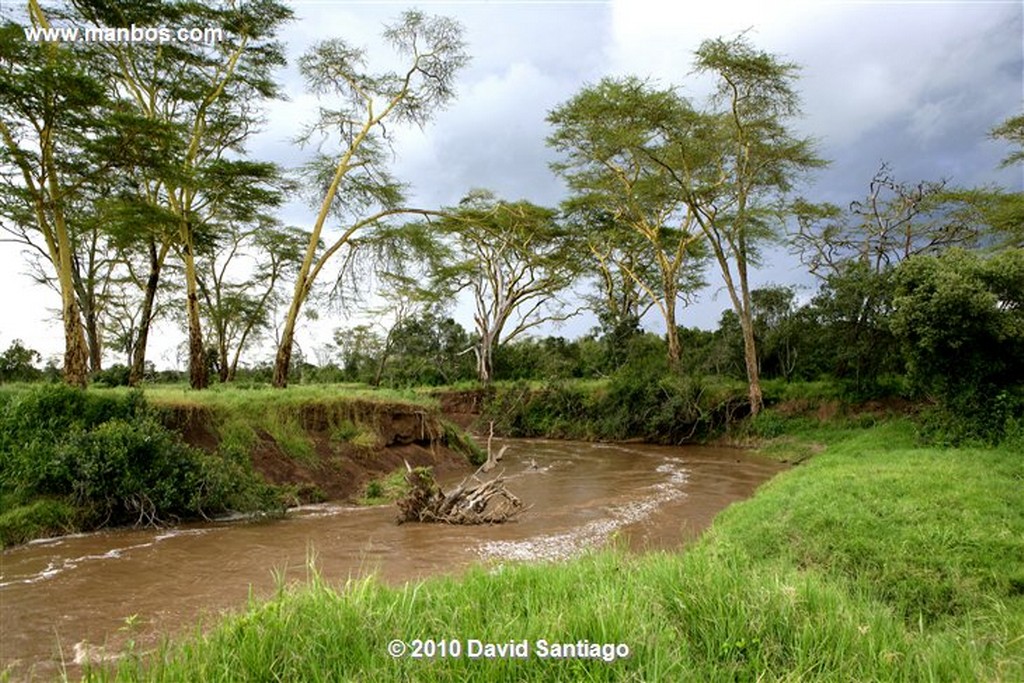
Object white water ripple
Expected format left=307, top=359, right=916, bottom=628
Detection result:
left=0, top=527, right=217, bottom=589
left=477, top=458, right=689, bottom=563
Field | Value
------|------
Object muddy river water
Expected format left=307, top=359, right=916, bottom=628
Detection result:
left=1, top=439, right=784, bottom=680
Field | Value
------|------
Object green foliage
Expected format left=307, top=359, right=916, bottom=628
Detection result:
left=891, top=248, right=1024, bottom=442
left=0, top=385, right=278, bottom=540
left=805, top=263, right=902, bottom=392
left=92, top=363, right=131, bottom=387
left=359, top=470, right=411, bottom=506
left=480, top=345, right=734, bottom=444
left=0, top=497, right=77, bottom=548
left=440, top=419, right=485, bottom=465
left=264, top=411, right=316, bottom=464
left=330, top=419, right=361, bottom=443
left=991, top=111, right=1024, bottom=169
left=417, top=190, right=581, bottom=382
left=0, top=339, right=42, bottom=382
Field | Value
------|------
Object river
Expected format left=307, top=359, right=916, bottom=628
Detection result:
left=0, top=439, right=784, bottom=680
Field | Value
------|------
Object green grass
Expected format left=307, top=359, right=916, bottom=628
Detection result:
left=0, top=496, right=78, bottom=547
left=88, top=417, right=1024, bottom=681
left=138, top=383, right=440, bottom=464
left=139, top=382, right=439, bottom=411
left=717, top=421, right=1024, bottom=627
left=358, top=469, right=411, bottom=505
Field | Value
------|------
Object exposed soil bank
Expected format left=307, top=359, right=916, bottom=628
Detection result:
left=432, top=388, right=491, bottom=430
left=158, top=399, right=475, bottom=505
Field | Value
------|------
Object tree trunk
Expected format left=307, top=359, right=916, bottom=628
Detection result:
left=52, top=208, right=89, bottom=388
left=182, top=233, right=208, bottom=389
left=217, top=344, right=229, bottom=383
left=477, top=331, right=494, bottom=383
left=129, top=242, right=162, bottom=386
left=739, top=315, right=763, bottom=415
left=61, top=290, right=90, bottom=388
left=273, top=301, right=300, bottom=388
left=84, top=305, right=102, bottom=374
left=664, top=297, right=681, bottom=370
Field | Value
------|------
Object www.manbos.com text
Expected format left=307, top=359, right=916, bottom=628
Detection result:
left=23, top=24, right=225, bottom=45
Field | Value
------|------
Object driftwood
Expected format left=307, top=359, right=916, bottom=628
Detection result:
left=481, top=421, right=508, bottom=473
left=396, top=461, right=526, bottom=525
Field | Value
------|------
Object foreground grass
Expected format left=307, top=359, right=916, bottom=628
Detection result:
left=90, top=419, right=1023, bottom=681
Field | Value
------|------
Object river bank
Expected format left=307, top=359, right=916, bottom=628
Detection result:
left=82, top=414, right=1024, bottom=682
left=0, top=384, right=481, bottom=548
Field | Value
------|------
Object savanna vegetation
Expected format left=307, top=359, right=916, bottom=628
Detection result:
left=1, top=2, right=1022, bottom=680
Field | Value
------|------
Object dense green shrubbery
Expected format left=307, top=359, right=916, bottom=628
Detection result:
left=892, top=248, right=1024, bottom=444
left=480, top=356, right=736, bottom=443
left=91, top=363, right=132, bottom=387
left=0, top=385, right=279, bottom=546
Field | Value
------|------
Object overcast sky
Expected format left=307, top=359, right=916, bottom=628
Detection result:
left=2, top=0, right=1021, bottom=370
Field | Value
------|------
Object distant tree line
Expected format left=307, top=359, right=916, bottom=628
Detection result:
left=1, top=3, right=1020, bottom=437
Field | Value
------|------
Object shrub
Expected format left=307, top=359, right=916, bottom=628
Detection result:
left=0, top=385, right=280, bottom=537
left=92, top=364, right=132, bottom=387
left=0, top=498, right=78, bottom=547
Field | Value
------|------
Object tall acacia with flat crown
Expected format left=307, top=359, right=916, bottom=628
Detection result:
left=548, top=77, right=709, bottom=369
left=272, top=10, right=469, bottom=388
left=419, top=190, right=580, bottom=383
left=0, top=1, right=105, bottom=387
left=685, top=36, right=825, bottom=414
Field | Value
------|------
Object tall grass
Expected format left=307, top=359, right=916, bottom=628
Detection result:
left=91, top=418, right=1024, bottom=681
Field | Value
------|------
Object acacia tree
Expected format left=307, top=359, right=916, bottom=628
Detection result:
left=983, top=113, right=1024, bottom=247
left=792, top=163, right=981, bottom=280
left=792, top=165, right=988, bottom=389
left=102, top=192, right=181, bottom=385
left=68, top=0, right=293, bottom=389
left=0, top=7, right=108, bottom=386
left=562, top=203, right=657, bottom=365
left=197, top=219, right=306, bottom=382
left=548, top=77, right=708, bottom=369
left=272, top=10, right=469, bottom=387
left=673, top=36, right=824, bottom=414
left=422, top=191, right=580, bottom=383
left=1, top=187, right=116, bottom=375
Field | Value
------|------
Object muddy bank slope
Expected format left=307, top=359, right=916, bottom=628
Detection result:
left=157, top=397, right=481, bottom=505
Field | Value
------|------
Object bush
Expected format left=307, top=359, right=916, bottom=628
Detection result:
left=0, top=385, right=279, bottom=537
left=891, top=249, right=1024, bottom=443
left=92, top=363, right=132, bottom=387
left=0, top=498, right=78, bottom=547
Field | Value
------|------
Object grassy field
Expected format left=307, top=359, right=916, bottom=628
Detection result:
left=88, top=417, right=1024, bottom=681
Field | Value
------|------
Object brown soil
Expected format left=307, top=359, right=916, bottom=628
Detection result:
left=774, top=396, right=918, bottom=420
left=164, top=402, right=476, bottom=506
left=431, top=389, right=490, bottom=431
